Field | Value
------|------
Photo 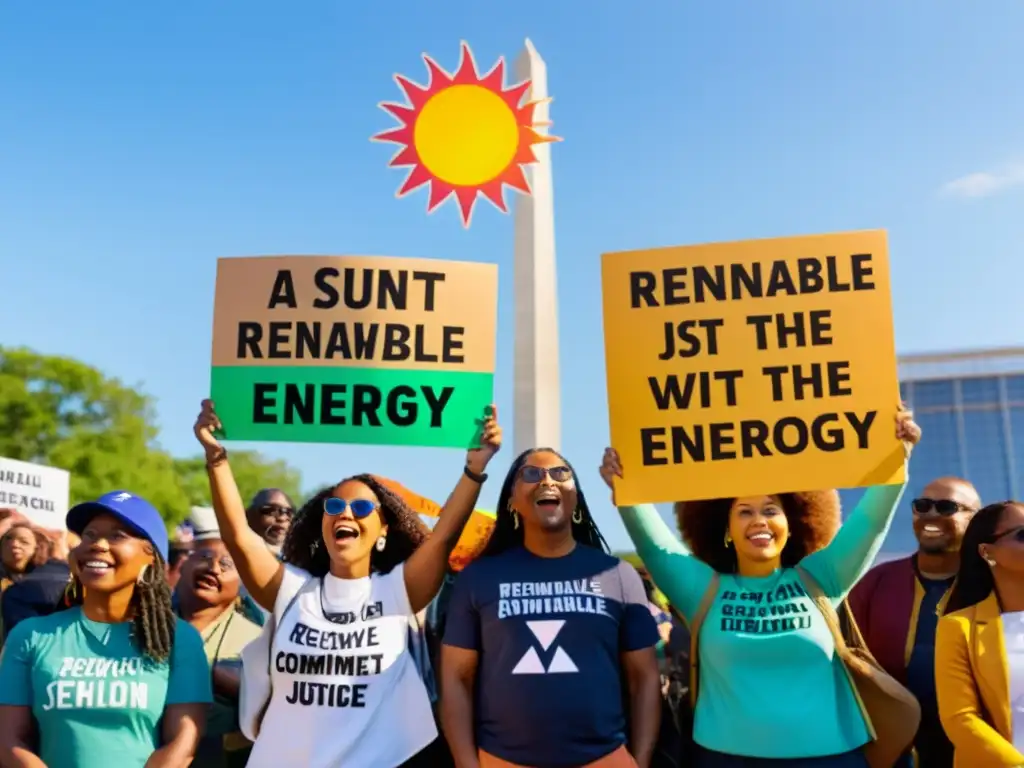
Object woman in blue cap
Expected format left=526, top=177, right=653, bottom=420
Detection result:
left=0, top=490, right=213, bottom=768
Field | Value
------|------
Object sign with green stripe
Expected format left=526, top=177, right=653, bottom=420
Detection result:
left=210, top=255, right=497, bottom=448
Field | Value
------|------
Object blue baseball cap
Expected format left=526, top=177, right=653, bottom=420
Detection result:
left=66, top=491, right=170, bottom=562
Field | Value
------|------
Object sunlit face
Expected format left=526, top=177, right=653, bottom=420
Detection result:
left=1, top=526, right=37, bottom=574
left=181, top=539, right=240, bottom=608
left=249, top=490, right=294, bottom=547
left=728, top=495, right=790, bottom=565
left=980, top=504, right=1024, bottom=575
left=510, top=451, right=578, bottom=532
left=73, top=513, right=155, bottom=594
left=911, top=479, right=979, bottom=555
left=320, top=480, right=387, bottom=568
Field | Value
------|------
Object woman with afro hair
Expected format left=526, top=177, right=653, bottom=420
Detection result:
left=193, top=398, right=502, bottom=768
left=599, top=407, right=921, bottom=768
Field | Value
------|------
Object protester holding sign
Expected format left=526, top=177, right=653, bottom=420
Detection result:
left=0, top=491, right=212, bottom=768
left=600, top=408, right=919, bottom=767
left=193, top=398, right=501, bottom=768
left=441, top=448, right=661, bottom=768
left=936, top=501, right=1024, bottom=767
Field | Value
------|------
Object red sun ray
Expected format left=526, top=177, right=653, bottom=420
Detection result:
left=372, top=41, right=562, bottom=227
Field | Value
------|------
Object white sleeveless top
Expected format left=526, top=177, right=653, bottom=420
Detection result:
left=246, top=563, right=437, bottom=768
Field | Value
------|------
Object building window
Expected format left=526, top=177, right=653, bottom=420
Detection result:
left=961, top=377, right=1001, bottom=406
left=962, top=410, right=1012, bottom=502
left=1010, top=406, right=1024, bottom=498
left=1007, top=376, right=1024, bottom=404
left=900, top=381, right=910, bottom=406
left=913, top=380, right=955, bottom=409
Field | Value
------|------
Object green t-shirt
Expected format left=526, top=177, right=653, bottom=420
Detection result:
left=0, top=606, right=213, bottom=768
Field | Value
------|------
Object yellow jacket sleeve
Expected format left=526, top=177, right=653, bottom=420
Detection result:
left=935, top=613, right=1024, bottom=766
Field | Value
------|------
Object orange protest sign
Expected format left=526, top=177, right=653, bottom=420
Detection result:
left=602, top=230, right=905, bottom=505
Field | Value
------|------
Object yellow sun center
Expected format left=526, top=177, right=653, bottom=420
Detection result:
left=413, top=84, right=520, bottom=187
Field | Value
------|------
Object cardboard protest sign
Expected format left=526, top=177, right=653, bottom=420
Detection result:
left=373, top=474, right=496, bottom=571
left=0, top=456, right=70, bottom=530
left=602, top=230, right=904, bottom=506
left=373, top=41, right=559, bottom=228
left=211, top=255, right=498, bottom=449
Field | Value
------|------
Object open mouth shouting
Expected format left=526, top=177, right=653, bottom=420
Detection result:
left=533, top=489, right=562, bottom=513
left=333, top=522, right=362, bottom=547
left=194, top=572, right=221, bottom=593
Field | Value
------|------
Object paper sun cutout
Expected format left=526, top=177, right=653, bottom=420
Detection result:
left=373, top=41, right=560, bottom=227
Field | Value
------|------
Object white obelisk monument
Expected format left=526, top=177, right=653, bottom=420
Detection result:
left=512, top=39, right=560, bottom=456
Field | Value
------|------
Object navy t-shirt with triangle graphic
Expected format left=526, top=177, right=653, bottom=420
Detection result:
left=443, top=544, right=659, bottom=767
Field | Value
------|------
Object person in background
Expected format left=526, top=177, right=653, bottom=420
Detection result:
left=637, top=567, right=673, bottom=663
left=601, top=408, right=920, bottom=767
left=167, top=523, right=195, bottom=591
left=442, top=447, right=662, bottom=768
left=246, top=488, right=295, bottom=556
left=177, top=506, right=261, bottom=768
left=936, top=500, right=1024, bottom=766
left=1, top=522, right=51, bottom=586
left=849, top=477, right=980, bottom=767
left=195, top=399, right=502, bottom=768
left=0, top=490, right=212, bottom=768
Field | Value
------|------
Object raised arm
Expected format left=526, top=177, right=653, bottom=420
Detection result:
left=800, top=407, right=920, bottom=600
left=600, top=449, right=715, bottom=622
left=404, top=406, right=502, bottom=614
left=194, top=399, right=285, bottom=611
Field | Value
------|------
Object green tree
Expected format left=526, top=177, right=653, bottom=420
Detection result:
left=0, top=347, right=303, bottom=529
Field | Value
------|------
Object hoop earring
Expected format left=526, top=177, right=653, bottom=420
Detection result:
left=136, top=564, right=150, bottom=586
left=375, top=536, right=387, bottom=552
left=572, top=508, right=583, bottom=525
left=724, top=533, right=732, bottom=548
left=513, top=511, right=520, bottom=530
left=64, top=577, right=78, bottom=606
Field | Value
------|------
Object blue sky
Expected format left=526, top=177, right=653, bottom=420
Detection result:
left=2, top=2, right=1022, bottom=551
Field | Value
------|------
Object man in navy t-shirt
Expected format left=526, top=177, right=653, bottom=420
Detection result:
left=440, top=449, right=661, bottom=768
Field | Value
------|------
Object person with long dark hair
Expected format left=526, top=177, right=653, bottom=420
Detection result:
left=936, top=501, right=1024, bottom=766
left=193, top=398, right=501, bottom=768
left=441, top=447, right=662, bottom=768
left=0, top=491, right=212, bottom=768
left=601, top=408, right=920, bottom=767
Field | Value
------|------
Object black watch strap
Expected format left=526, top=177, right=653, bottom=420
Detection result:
left=464, top=465, right=488, bottom=484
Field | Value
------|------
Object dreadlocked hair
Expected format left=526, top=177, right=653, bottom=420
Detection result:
left=945, top=501, right=1018, bottom=615
left=482, top=447, right=609, bottom=557
left=63, top=552, right=175, bottom=665
left=281, top=474, right=431, bottom=577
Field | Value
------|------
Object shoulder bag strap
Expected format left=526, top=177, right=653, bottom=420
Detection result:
left=795, top=566, right=876, bottom=739
left=688, top=573, right=720, bottom=709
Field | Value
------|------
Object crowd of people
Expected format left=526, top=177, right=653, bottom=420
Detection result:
left=1, top=398, right=1023, bottom=768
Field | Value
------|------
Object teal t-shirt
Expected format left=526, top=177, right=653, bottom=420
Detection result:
left=617, top=482, right=906, bottom=759
left=0, top=606, right=213, bottom=768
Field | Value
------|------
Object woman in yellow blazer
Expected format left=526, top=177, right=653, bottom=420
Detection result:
left=936, top=500, right=1024, bottom=767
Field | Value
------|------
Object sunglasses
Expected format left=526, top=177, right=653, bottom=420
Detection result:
left=258, top=504, right=294, bottom=519
left=519, top=465, right=573, bottom=484
left=912, top=498, right=975, bottom=516
left=323, top=497, right=379, bottom=519
left=992, top=526, right=1024, bottom=544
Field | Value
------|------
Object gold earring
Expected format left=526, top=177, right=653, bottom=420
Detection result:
left=513, top=511, right=520, bottom=529
left=64, top=578, right=78, bottom=606
left=136, top=564, right=150, bottom=586
left=572, top=508, right=583, bottom=524
left=724, top=533, right=732, bottom=548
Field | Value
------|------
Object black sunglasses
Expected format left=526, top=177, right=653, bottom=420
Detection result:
left=258, top=504, right=294, bottom=519
left=324, top=497, right=379, bottom=519
left=519, top=465, right=573, bottom=484
left=912, top=498, right=975, bottom=516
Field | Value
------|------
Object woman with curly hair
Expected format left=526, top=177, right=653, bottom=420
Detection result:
left=599, top=408, right=920, bottom=767
left=0, top=491, right=212, bottom=768
left=441, top=447, right=662, bottom=768
left=935, top=500, right=1024, bottom=766
left=193, top=398, right=502, bottom=768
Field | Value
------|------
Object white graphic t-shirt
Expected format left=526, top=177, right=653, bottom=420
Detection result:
left=246, top=563, right=436, bottom=768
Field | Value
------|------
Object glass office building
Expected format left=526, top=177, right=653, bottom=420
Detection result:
left=841, top=347, right=1024, bottom=558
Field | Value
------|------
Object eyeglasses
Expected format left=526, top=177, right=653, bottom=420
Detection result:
left=258, top=504, right=294, bottom=519
left=191, top=550, right=235, bottom=572
left=324, top=497, right=379, bottom=519
left=992, top=526, right=1024, bottom=544
left=518, top=465, right=573, bottom=484
left=912, top=498, right=975, bottom=516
